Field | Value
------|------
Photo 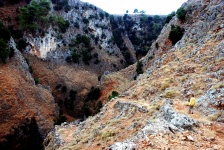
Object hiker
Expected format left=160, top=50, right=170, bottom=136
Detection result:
left=188, top=94, right=196, bottom=114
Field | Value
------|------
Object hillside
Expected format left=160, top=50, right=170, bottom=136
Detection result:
left=0, top=0, right=166, bottom=148
left=44, top=0, right=224, bottom=149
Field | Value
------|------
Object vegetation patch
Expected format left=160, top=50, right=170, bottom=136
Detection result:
left=165, top=11, right=176, bottom=24
left=101, top=130, right=116, bottom=140
left=163, top=89, right=175, bottom=98
left=54, top=115, right=67, bottom=125
left=66, top=34, right=94, bottom=65
left=108, top=91, right=119, bottom=100
left=0, top=22, right=14, bottom=63
left=169, top=25, right=185, bottom=45
left=134, top=61, right=144, bottom=79
left=19, top=0, right=50, bottom=31
left=176, top=7, right=186, bottom=21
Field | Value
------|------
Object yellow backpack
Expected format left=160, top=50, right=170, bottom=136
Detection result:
left=189, top=97, right=196, bottom=106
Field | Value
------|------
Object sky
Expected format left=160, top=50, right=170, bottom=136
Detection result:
left=80, top=0, right=188, bottom=15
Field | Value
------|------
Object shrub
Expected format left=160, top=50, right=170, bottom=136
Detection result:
left=17, top=39, right=28, bottom=51
left=136, top=61, right=143, bottom=75
left=82, top=18, right=89, bottom=24
left=54, top=115, right=67, bottom=125
left=99, top=12, right=105, bottom=19
left=94, top=59, right=100, bottom=64
left=69, top=89, right=77, bottom=100
left=76, top=34, right=91, bottom=47
left=34, top=78, right=40, bottom=85
left=82, top=102, right=91, bottom=117
left=108, top=91, right=119, bottom=100
left=71, top=52, right=80, bottom=63
left=62, top=86, right=67, bottom=93
left=57, top=16, right=69, bottom=33
left=25, top=57, right=30, bottom=65
left=153, top=15, right=161, bottom=23
left=81, top=50, right=92, bottom=65
left=176, top=7, right=186, bottom=21
left=29, top=65, right=33, bottom=74
left=55, top=84, right=62, bottom=89
left=155, top=43, right=159, bottom=49
left=86, top=86, right=101, bottom=101
left=52, top=0, right=68, bottom=11
left=0, top=22, right=11, bottom=42
left=98, top=75, right=102, bottom=81
left=64, top=97, right=73, bottom=109
left=0, top=23, right=13, bottom=63
left=168, top=25, right=184, bottom=45
left=65, top=56, right=72, bottom=63
left=0, top=39, right=9, bottom=64
left=101, top=33, right=106, bottom=39
left=19, top=0, right=50, bottom=30
left=9, top=47, right=15, bottom=58
left=165, top=11, right=175, bottom=24
left=74, top=22, right=79, bottom=28
left=96, top=101, right=103, bottom=113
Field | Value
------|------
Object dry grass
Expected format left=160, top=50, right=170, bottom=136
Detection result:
left=101, top=130, right=116, bottom=140
left=207, top=112, right=222, bottom=121
left=163, top=89, right=176, bottom=98
left=211, top=83, right=224, bottom=89
left=200, top=65, right=208, bottom=72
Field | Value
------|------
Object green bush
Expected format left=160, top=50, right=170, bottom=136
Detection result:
left=9, top=47, right=15, bottom=58
left=94, top=59, right=100, bottom=64
left=0, top=22, right=11, bottom=42
left=71, top=52, right=80, bottom=63
left=52, top=0, right=68, bottom=11
left=25, top=57, right=30, bottom=65
left=29, top=65, right=33, bottom=74
left=19, top=0, right=50, bottom=30
left=81, top=50, right=92, bottom=65
left=57, top=16, right=69, bottom=33
left=86, top=86, right=101, bottom=101
left=108, top=91, right=119, bottom=100
left=54, top=115, right=67, bottom=125
left=82, top=18, right=89, bottom=24
left=75, top=34, right=91, bottom=47
left=98, top=75, right=102, bottom=81
left=65, top=56, right=72, bottom=63
left=176, top=7, right=186, bottom=21
left=34, top=78, right=40, bottom=85
left=155, top=43, right=159, bottom=49
left=74, top=22, right=80, bottom=28
left=0, top=39, right=9, bottom=64
left=17, top=39, right=28, bottom=51
left=168, top=25, right=184, bottom=45
left=69, top=89, right=77, bottom=100
left=136, top=61, right=143, bottom=75
left=96, top=101, right=103, bottom=113
left=66, top=34, right=93, bottom=65
left=165, top=11, right=175, bottom=24
left=62, top=85, right=67, bottom=93
left=64, top=97, right=73, bottom=109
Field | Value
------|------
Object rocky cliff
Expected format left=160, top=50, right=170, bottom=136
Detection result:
left=0, top=38, right=59, bottom=149
left=44, top=0, right=224, bottom=149
left=0, top=0, right=165, bottom=148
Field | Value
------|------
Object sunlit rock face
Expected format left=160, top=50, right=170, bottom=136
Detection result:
left=26, top=28, right=59, bottom=59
